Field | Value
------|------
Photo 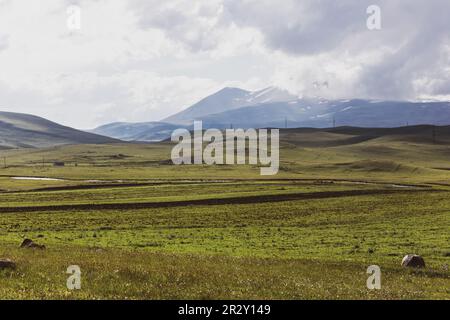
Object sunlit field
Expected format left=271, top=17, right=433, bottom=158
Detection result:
left=1, top=128, right=449, bottom=299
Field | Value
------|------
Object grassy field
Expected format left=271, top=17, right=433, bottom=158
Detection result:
left=0, top=127, right=449, bottom=299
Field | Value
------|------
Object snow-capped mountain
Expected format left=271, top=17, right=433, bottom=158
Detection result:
left=93, top=86, right=450, bottom=141
left=244, top=87, right=298, bottom=105
left=163, top=86, right=297, bottom=125
left=198, top=98, right=450, bottom=129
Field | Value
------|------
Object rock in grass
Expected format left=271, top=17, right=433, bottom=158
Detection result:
left=0, top=259, right=16, bottom=270
left=402, top=254, right=425, bottom=268
left=20, top=238, right=46, bottom=250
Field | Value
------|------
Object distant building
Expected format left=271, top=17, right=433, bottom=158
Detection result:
left=53, top=161, right=65, bottom=167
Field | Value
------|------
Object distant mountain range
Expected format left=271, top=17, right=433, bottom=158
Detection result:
left=2, top=86, right=450, bottom=148
left=93, top=87, right=297, bottom=141
left=93, top=87, right=450, bottom=141
left=91, top=121, right=180, bottom=142
left=164, top=87, right=297, bottom=125
left=0, top=111, right=118, bottom=149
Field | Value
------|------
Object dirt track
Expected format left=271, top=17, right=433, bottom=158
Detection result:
left=4, top=177, right=431, bottom=193
left=0, top=188, right=437, bottom=213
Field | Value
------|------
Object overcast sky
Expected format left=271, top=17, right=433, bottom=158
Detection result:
left=0, top=0, right=449, bottom=129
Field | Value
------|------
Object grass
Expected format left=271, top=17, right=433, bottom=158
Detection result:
left=1, top=247, right=448, bottom=300
left=0, top=130, right=449, bottom=299
left=0, top=181, right=389, bottom=207
left=0, top=186, right=448, bottom=299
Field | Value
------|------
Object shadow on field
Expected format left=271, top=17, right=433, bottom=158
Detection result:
left=0, top=188, right=439, bottom=213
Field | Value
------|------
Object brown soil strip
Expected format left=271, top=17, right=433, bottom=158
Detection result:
left=4, top=178, right=430, bottom=193
left=0, top=189, right=437, bottom=213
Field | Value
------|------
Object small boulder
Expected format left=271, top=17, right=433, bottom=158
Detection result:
left=402, top=254, right=425, bottom=268
left=0, top=259, right=16, bottom=270
left=20, top=238, right=46, bottom=250
left=20, top=239, right=33, bottom=248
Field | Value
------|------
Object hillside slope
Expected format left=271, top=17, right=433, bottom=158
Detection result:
left=279, top=125, right=450, bottom=147
left=93, top=86, right=450, bottom=142
left=92, top=121, right=183, bottom=141
left=163, top=86, right=296, bottom=125
left=0, top=111, right=119, bottom=149
left=199, top=99, right=450, bottom=128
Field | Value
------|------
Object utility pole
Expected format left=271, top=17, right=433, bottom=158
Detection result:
left=285, top=117, right=287, bottom=129
left=333, top=116, right=336, bottom=128
left=432, top=126, right=436, bottom=144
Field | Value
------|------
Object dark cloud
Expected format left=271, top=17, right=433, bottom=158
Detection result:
left=130, top=0, right=226, bottom=52
left=224, top=0, right=372, bottom=55
left=129, top=0, right=450, bottom=100
left=224, top=0, right=450, bottom=99
left=356, top=1, right=450, bottom=99
left=0, top=0, right=448, bottom=129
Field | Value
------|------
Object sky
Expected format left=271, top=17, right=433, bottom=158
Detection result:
left=0, top=0, right=449, bottom=129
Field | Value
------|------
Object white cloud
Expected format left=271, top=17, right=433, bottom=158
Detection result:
left=0, top=0, right=448, bottom=128
left=224, top=0, right=450, bottom=100
left=0, top=70, right=223, bottom=129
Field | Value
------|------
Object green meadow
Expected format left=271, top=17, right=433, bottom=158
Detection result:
left=0, top=127, right=449, bottom=299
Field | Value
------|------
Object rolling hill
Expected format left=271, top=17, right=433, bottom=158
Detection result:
left=91, top=121, right=183, bottom=142
left=93, top=87, right=450, bottom=142
left=199, top=99, right=450, bottom=128
left=0, top=111, right=119, bottom=149
left=279, top=125, right=450, bottom=147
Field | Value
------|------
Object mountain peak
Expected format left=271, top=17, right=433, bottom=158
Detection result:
left=248, top=86, right=297, bottom=104
left=163, top=86, right=298, bottom=125
left=218, top=86, right=249, bottom=93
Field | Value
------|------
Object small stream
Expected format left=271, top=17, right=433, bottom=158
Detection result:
left=11, top=177, right=65, bottom=181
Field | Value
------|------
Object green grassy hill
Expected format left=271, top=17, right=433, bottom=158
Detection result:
left=280, top=125, right=450, bottom=146
left=0, top=126, right=448, bottom=299
left=0, top=111, right=119, bottom=149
